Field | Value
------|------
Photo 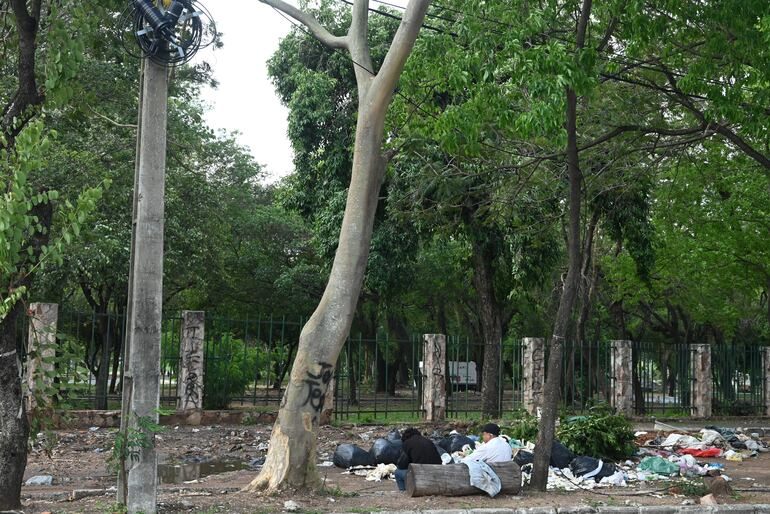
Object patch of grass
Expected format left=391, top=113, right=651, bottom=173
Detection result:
left=92, top=501, right=126, bottom=514
left=199, top=507, right=227, bottom=514
left=672, top=479, right=709, bottom=497
left=318, top=484, right=359, bottom=497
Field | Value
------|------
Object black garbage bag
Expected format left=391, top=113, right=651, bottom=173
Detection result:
left=550, top=440, right=576, bottom=469
left=369, top=437, right=404, bottom=465
left=439, top=434, right=476, bottom=453
left=569, top=456, right=617, bottom=482
left=387, top=429, right=402, bottom=443
left=434, top=442, right=448, bottom=456
left=705, top=425, right=735, bottom=437
left=514, top=450, right=534, bottom=466
left=333, top=444, right=375, bottom=468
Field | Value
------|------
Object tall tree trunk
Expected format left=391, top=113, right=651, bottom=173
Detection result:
left=531, top=0, right=592, bottom=491
left=110, top=321, right=122, bottom=394
left=0, top=303, right=29, bottom=510
left=245, top=0, right=431, bottom=491
left=386, top=313, right=411, bottom=386
left=471, top=236, right=503, bottom=417
left=95, top=307, right=112, bottom=409
left=575, top=210, right=600, bottom=347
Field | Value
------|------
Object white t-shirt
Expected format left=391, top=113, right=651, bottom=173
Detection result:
left=462, top=436, right=512, bottom=464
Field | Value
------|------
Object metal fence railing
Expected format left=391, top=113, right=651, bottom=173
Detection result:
left=711, top=343, right=766, bottom=416
left=632, top=341, right=694, bottom=416
left=543, top=340, right=613, bottom=413
left=15, top=307, right=770, bottom=418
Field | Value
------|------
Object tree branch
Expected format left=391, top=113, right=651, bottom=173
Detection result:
left=348, top=0, right=374, bottom=91
left=368, top=0, right=432, bottom=111
left=259, top=0, right=348, bottom=49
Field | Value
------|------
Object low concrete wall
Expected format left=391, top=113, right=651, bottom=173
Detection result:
left=43, top=409, right=278, bottom=429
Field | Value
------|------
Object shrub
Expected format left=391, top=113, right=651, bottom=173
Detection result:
left=556, top=413, right=636, bottom=461
left=507, top=412, right=539, bottom=442
left=505, top=412, right=636, bottom=461
left=203, top=333, right=263, bottom=409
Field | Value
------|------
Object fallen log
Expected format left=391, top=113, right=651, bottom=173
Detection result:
left=405, top=461, right=521, bottom=497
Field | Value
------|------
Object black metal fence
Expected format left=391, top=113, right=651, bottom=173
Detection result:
left=17, top=307, right=770, bottom=418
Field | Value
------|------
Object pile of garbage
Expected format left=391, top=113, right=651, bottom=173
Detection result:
left=331, top=423, right=770, bottom=492
left=333, top=429, right=405, bottom=469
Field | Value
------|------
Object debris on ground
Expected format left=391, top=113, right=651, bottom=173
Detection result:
left=333, top=421, right=770, bottom=499
left=25, top=475, right=54, bottom=486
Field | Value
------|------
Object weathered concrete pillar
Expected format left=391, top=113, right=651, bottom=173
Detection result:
left=177, top=311, right=205, bottom=414
left=611, top=340, right=633, bottom=416
left=421, top=334, right=446, bottom=421
left=319, top=376, right=335, bottom=426
left=521, top=337, right=545, bottom=415
left=692, top=344, right=712, bottom=418
left=25, top=303, right=59, bottom=412
left=764, top=347, right=770, bottom=417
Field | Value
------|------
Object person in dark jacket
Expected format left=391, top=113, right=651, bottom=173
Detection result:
left=395, top=427, right=442, bottom=491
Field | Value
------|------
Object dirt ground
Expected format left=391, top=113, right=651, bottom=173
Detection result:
left=20, top=423, right=770, bottom=514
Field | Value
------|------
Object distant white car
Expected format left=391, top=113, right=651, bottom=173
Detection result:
left=418, top=360, right=478, bottom=390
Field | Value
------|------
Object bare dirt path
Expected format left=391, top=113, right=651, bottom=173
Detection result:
left=20, top=424, right=770, bottom=513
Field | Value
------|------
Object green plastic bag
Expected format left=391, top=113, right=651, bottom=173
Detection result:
left=638, top=456, right=680, bottom=476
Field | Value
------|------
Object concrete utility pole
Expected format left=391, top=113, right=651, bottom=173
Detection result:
left=117, top=57, right=168, bottom=514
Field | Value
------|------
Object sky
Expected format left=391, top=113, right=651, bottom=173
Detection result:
left=193, top=1, right=293, bottom=184
left=193, top=0, right=411, bottom=184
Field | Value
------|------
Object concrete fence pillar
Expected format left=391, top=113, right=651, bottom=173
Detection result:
left=611, top=340, right=633, bottom=416
left=177, top=311, right=205, bottom=414
left=25, top=302, right=59, bottom=412
left=522, top=337, right=545, bottom=415
left=421, top=334, right=446, bottom=421
left=764, top=347, right=770, bottom=417
left=692, top=344, right=712, bottom=418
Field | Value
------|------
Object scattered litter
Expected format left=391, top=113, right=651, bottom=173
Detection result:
left=25, top=475, right=54, bottom=486
left=333, top=444, right=375, bottom=468
left=439, top=434, right=476, bottom=454
left=283, top=500, right=299, bottom=512
left=365, top=463, right=397, bottom=481
left=342, top=465, right=376, bottom=477
left=680, top=448, right=721, bottom=458
left=319, top=461, right=334, bottom=467
left=599, top=470, right=627, bottom=487
left=370, top=437, right=402, bottom=465
left=637, top=456, right=679, bottom=476
left=248, top=457, right=265, bottom=468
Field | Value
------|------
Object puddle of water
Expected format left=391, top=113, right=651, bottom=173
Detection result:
left=157, top=459, right=250, bottom=484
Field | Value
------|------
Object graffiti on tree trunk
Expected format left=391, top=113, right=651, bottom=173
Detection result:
left=302, top=362, right=333, bottom=420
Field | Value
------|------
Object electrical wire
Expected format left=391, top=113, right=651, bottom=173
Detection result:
left=119, top=0, right=217, bottom=66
